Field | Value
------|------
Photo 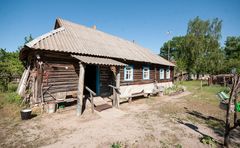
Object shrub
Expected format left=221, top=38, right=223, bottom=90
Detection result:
left=5, top=92, right=22, bottom=105
left=200, top=135, right=217, bottom=147
left=164, top=84, right=184, bottom=95
left=8, top=82, right=18, bottom=92
left=111, top=141, right=122, bottom=148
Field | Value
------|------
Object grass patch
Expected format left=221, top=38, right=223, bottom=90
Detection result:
left=0, top=92, right=23, bottom=120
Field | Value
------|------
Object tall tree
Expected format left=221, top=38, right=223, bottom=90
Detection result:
left=160, top=17, right=223, bottom=78
left=223, top=36, right=240, bottom=73
left=0, top=35, right=33, bottom=92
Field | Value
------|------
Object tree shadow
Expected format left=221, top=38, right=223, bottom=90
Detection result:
left=177, top=119, right=224, bottom=147
left=184, top=107, right=225, bottom=137
left=229, top=127, right=240, bottom=147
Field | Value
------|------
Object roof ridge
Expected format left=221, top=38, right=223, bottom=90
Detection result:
left=25, top=27, right=65, bottom=47
left=57, top=18, right=148, bottom=50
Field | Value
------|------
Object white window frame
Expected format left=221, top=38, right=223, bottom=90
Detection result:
left=142, top=66, right=150, bottom=80
left=124, top=66, right=133, bottom=81
left=166, top=68, right=170, bottom=79
left=159, top=68, right=165, bottom=80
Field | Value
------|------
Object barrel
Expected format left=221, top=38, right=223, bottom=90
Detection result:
left=20, top=109, right=32, bottom=120
left=48, top=102, right=56, bottom=113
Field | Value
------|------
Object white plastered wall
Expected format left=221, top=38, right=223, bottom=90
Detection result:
left=119, top=82, right=173, bottom=98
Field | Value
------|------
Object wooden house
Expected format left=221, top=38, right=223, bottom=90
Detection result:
left=18, top=18, right=175, bottom=115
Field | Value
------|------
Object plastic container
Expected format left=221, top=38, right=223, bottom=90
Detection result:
left=20, top=109, right=32, bottom=120
left=236, top=102, right=240, bottom=112
left=48, top=102, right=56, bottom=113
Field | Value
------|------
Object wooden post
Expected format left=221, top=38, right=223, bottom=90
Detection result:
left=223, top=76, right=226, bottom=86
left=77, top=62, right=85, bottom=116
left=116, top=68, right=120, bottom=108
left=90, top=93, right=94, bottom=113
left=113, top=89, right=116, bottom=107
left=154, top=66, right=157, bottom=81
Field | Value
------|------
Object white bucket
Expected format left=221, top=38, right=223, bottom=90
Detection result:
left=48, top=102, right=56, bottom=113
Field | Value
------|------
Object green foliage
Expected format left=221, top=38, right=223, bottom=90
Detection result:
left=111, top=141, right=122, bottom=148
left=0, top=49, right=24, bottom=92
left=160, top=17, right=224, bottom=77
left=223, top=37, right=240, bottom=73
left=164, top=84, right=184, bottom=95
left=175, top=144, right=182, bottom=148
left=200, top=135, right=217, bottom=147
left=0, top=35, right=33, bottom=92
left=5, top=92, right=22, bottom=105
left=8, top=82, right=18, bottom=92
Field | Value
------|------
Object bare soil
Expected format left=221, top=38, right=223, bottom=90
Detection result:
left=0, top=91, right=239, bottom=148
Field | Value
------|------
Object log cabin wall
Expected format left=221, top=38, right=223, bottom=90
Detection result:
left=120, top=61, right=174, bottom=86
left=155, top=65, right=174, bottom=83
left=30, top=51, right=79, bottom=102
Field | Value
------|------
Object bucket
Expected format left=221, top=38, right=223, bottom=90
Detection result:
left=20, top=109, right=32, bottom=120
left=48, top=102, right=56, bottom=113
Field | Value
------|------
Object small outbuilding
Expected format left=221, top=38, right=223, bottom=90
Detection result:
left=18, top=18, right=175, bottom=114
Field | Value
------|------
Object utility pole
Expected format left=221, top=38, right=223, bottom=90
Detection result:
left=166, top=31, right=171, bottom=61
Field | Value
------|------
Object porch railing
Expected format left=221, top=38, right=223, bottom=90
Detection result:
left=108, top=85, right=121, bottom=108
left=85, top=86, right=96, bottom=113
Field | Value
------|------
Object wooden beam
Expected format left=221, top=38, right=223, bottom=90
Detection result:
left=77, top=62, right=85, bottom=116
left=116, top=68, right=120, bottom=108
left=90, top=93, right=94, bottom=113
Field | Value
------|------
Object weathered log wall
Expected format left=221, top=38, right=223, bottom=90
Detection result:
left=120, top=62, right=174, bottom=86
left=42, top=62, right=79, bottom=101
left=29, top=51, right=79, bottom=102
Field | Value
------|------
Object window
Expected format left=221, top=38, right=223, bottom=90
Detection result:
left=159, top=69, right=164, bottom=80
left=142, top=66, right=150, bottom=80
left=124, top=66, right=133, bottom=81
left=166, top=68, right=170, bottom=79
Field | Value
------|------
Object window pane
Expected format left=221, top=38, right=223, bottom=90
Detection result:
left=124, top=66, right=133, bottom=81
left=143, top=67, right=149, bottom=79
left=160, top=69, right=164, bottom=79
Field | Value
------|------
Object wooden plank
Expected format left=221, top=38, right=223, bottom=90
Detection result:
left=116, top=68, right=120, bottom=108
left=17, top=66, right=30, bottom=96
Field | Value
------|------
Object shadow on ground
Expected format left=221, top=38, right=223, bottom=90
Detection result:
left=183, top=107, right=240, bottom=147
left=177, top=119, right=223, bottom=147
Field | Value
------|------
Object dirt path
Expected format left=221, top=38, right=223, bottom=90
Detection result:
left=1, top=91, right=239, bottom=148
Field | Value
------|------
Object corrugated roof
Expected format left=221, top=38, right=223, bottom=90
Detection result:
left=71, top=55, right=127, bottom=66
left=23, top=18, right=175, bottom=66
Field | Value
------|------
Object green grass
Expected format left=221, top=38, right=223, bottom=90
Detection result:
left=0, top=92, right=22, bottom=120
left=180, top=80, right=229, bottom=105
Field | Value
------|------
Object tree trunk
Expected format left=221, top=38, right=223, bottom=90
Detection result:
left=224, top=89, right=234, bottom=147
left=196, top=73, right=200, bottom=80
left=234, top=91, right=238, bottom=126
left=224, top=74, right=239, bottom=147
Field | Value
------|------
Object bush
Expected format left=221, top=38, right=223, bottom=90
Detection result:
left=5, top=92, right=22, bottom=105
left=111, top=141, right=122, bottom=148
left=8, top=82, right=18, bottom=92
left=164, top=84, right=184, bottom=95
left=200, top=135, right=217, bottom=147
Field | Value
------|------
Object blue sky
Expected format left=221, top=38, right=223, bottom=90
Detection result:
left=0, top=0, right=239, bottom=53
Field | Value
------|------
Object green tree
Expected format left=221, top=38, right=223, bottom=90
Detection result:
left=0, top=35, right=33, bottom=92
left=224, top=36, right=240, bottom=73
left=160, top=17, right=223, bottom=79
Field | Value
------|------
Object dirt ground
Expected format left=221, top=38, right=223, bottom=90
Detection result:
left=0, top=91, right=240, bottom=148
